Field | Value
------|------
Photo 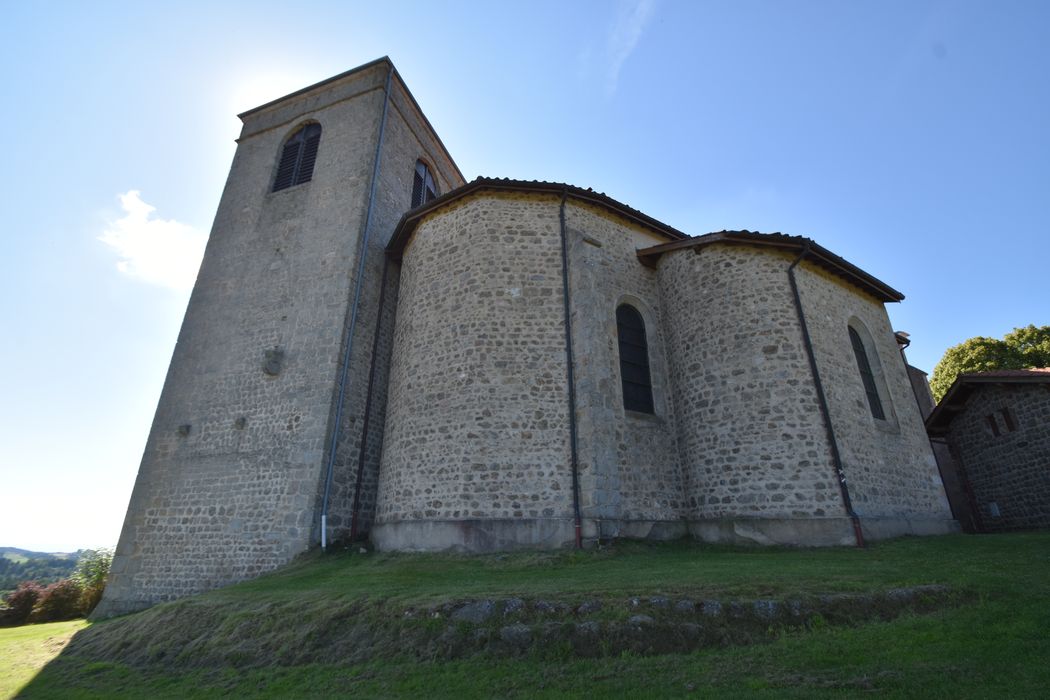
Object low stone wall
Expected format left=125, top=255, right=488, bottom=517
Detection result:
left=68, top=585, right=961, bottom=669
left=413, top=585, right=957, bottom=659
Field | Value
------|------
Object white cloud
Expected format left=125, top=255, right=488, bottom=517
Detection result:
left=605, top=0, right=658, bottom=96
left=99, top=191, right=206, bottom=292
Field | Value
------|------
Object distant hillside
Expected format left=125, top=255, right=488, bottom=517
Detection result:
left=0, top=548, right=81, bottom=592
left=0, top=547, right=78, bottom=562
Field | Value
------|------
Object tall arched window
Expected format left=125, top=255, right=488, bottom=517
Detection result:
left=411, top=159, right=438, bottom=208
left=849, top=326, right=886, bottom=420
left=617, top=305, right=654, bottom=414
left=272, top=123, right=322, bottom=192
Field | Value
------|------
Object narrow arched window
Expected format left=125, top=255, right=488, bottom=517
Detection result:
left=617, top=305, right=654, bottom=414
left=272, top=123, right=321, bottom=192
left=849, top=326, right=886, bottom=420
left=411, top=159, right=438, bottom=208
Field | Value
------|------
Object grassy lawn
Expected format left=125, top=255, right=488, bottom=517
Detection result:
left=0, top=620, right=86, bottom=699
left=9, top=533, right=1050, bottom=698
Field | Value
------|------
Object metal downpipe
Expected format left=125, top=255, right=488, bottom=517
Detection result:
left=787, top=244, right=865, bottom=547
left=558, top=190, right=584, bottom=548
left=320, top=65, right=394, bottom=550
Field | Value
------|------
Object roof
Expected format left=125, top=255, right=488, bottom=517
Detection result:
left=237, top=57, right=465, bottom=184
left=926, top=368, right=1050, bottom=435
left=637, top=230, right=904, bottom=303
left=386, top=178, right=690, bottom=260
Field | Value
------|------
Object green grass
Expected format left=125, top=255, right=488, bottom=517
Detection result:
left=0, top=619, right=87, bottom=698
left=9, top=533, right=1050, bottom=698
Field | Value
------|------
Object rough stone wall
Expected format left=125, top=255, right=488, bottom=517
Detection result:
left=376, top=195, right=575, bottom=545
left=98, top=62, right=462, bottom=616
left=795, top=264, right=952, bottom=522
left=99, top=58, right=964, bottom=610
left=656, top=245, right=845, bottom=524
left=322, top=75, right=465, bottom=541
left=946, top=384, right=1050, bottom=531
left=564, top=202, right=684, bottom=536
left=904, top=361, right=977, bottom=530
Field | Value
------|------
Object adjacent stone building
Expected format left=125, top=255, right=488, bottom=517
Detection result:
left=96, top=58, right=956, bottom=618
left=926, top=369, right=1050, bottom=532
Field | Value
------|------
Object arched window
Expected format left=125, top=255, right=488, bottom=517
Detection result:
left=411, top=159, right=438, bottom=208
left=272, top=123, right=321, bottom=192
left=849, top=326, right=886, bottom=420
left=617, top=305, right=654, bottom=414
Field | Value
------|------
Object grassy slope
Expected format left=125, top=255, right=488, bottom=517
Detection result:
left=10, top=533, right=1050, bottom=698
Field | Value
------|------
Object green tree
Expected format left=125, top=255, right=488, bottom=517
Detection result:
left=930, top=325, right=1050, bottom=401
left=72, top=548, right=113, bottom=615
left=1004, top=325, right=1050, bottom=366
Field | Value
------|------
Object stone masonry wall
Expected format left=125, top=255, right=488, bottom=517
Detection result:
left=99, top=64, right=394, bottom=616
left=375, top=195, right=575, bottom=548
left=656, top=245, right=845, bottom=526
left=322, top=75, right=465, bottom=542
left=564, top=202, right=684, bottom=537
left=795, top=263, right=952, bottom=523
left=946, top=384, right=1050, bottom=531
left=100, top=58, right=963, bottom=613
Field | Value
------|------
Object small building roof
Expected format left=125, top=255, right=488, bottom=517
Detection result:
left=926, top=368, right=1050, bottom=435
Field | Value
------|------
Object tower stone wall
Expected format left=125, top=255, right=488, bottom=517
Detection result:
left=98, top=59, right=464, bottom=617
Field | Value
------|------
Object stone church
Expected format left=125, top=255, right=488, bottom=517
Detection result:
left=97, top=58, right=956, bottom=617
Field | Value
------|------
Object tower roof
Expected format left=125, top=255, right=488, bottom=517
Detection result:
left=237, top=57, right=464, bottom=185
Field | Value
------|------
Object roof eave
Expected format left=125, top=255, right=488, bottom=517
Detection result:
left=637, top=231, right=904, bottom=303
left=386, top=179, right=689, bottom=260
left=925, top=372, right=1050, bottom=433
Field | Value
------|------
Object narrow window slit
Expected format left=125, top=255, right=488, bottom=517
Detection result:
left=617, top=305, right=654, bottom=414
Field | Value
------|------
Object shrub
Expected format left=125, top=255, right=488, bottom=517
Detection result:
left=30, top=579, right=84, bottom=623
left=73, top=548, right=113, bottom=615
left=0, top=581, right=44, bottom=627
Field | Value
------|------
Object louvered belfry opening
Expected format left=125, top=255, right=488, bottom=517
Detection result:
left=617, top=305, right=655, bottom=414
left=411, top=159, right=438, bottom=208
left=272, top=123, right=322, bottom=192
left=849, top=326, right=886, bottom=420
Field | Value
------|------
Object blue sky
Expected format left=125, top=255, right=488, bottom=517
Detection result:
left=1, top=0, right=1047, bottom=552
